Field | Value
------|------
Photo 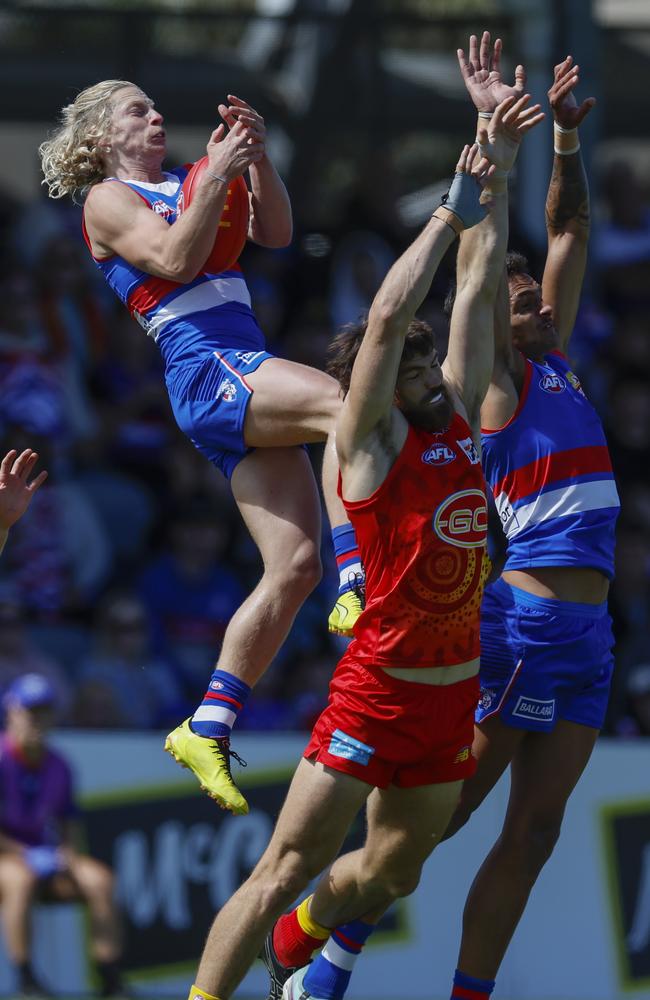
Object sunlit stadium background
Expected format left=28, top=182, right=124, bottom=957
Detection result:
left=0, top=0, right=649, bottom=997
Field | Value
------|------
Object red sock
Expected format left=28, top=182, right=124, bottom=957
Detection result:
left=272, top=909, right=327, bottom=967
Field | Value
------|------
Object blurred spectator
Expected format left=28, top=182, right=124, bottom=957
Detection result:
left=74, top=593, right=188, bottom=729
left=329, top=229, right=395, bottom=328
left=90, top=308, right=174, bottom=489
left=0, top=431, right=113, bottom=619
left=0, top=674, right=126, bottom=996
left=137, top=497, right=246, bottom=698
left=0, top=598, right=73, bottom=723
left=614, top=663, right=650, bottom=738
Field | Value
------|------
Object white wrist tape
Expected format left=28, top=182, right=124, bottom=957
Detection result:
left=554, top=123, right=580, bottom=156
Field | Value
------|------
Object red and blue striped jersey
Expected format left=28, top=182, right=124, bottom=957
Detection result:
left=81, top=169, right=265, bottom=373
left=481, top=351, right=619, bottom=578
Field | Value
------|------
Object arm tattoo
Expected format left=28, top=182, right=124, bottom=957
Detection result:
left=545, top=152, right=590, bottom=236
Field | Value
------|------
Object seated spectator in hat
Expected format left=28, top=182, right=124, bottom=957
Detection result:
left=0, top=674, right=126, bottom=997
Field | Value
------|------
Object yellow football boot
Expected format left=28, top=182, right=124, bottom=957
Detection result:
left=164, top=718, right=249, bottom=815
left=328, top=587, right=364, bottom=637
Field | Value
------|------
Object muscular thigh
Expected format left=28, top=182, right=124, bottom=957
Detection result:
left=365, top=779, right=464, bottom=866
left=231, top=447, right=321, bottom=567
left=504, top=720, right=598, bottom=833
left=244, top=359, right=341, bottom=446
left=261, top=759, right=371, bottom=874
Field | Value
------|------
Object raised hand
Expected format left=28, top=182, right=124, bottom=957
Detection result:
left=548, top=55, right=596, bottom=129
left=0, top=449, right=47, bottom=532
left=206, top=116, right=265, bottom=180
left=480, top=94, right=545, bottom=173
left=457, top=31, right=526, bottom=113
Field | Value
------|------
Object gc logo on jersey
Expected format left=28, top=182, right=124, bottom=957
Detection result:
left=539, top=373, right=566, bottom=394
left=422, top=444, right=456, bottom=466
left=432, top=488, right=487, bottom=548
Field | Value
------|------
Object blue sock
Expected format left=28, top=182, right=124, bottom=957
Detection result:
left=304, top=919, right=374, bottom=1000
left=450, top=968, right=496, bottom=999
left=331, top=524, right=364, bottom=596
left=191, top=669, right=251, bottom=738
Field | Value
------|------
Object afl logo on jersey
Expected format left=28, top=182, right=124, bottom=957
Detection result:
left=432, top=488, right=488, bottom=549
left=422, top=445, right=456, bottom=466
left=539, top=373, right=566, bottom=394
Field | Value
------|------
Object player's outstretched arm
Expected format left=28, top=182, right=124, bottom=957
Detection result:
left=0, top=449, right=48, bottom=557
left=336, top=147, right=491, bottom=462
left=445, top=95, right=544, bottom=429
left=219, top=95, right=293, bottom=248
left=542, top=55, right=594, bottom=352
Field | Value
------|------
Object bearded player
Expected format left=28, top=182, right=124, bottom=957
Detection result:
left=185, top=95, right=543, bottom=1000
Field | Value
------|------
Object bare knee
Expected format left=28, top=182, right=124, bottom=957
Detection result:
left=361, top=855, right=423, bottom=903
left=502, top=815, right=563, bottom=879
left=274, top=539, right=322, bottom=598
left=250, top=848, right=325, bottom=914
left=0, top=855, right=38, bottom=899
left=76, top=859, right=115, bottom=903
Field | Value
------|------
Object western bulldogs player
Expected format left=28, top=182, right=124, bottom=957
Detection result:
left=441, top=33, right=620, bottom=1000
left=39, top=81, right=363, bottom=814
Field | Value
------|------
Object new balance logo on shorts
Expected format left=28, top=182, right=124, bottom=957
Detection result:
left=453, top=746, right=471, bottom=763
left=512, top=695, right=555, bottom=722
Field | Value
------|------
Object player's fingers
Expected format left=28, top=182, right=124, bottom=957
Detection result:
left=227, top=94, right=254, bottom=112
left=472, top=154, right=492, bottom=179
left=210, top=124, right=226, bottom=144
left=468, top=34, right=480, bottom=70
left=501, top=93, right=532, bottom=123
left=465, top=143, right=480, bottom=173
left=27, top=470, right=48, bottom=493
left=574, top=96, right=596, bottom=124
left=492, top=37, right=502, bottom=75
left=514, top=64, right=527, bottom=91
left=0, top=451, right=16, bottom=478
left=11, top=449, right=36, bottom=479
left=457, top=49, right=472, bottom=78
left=479, top=30, right=491, bottom=71
left=518, top=110, right=545, bottom=132
left=476, top=124, right=488, bottom=148
left=455, top=143, right=471, bottom=173
left=491, top=93, right=517, bottom=128
left=555, top=55, right=574, bottom=78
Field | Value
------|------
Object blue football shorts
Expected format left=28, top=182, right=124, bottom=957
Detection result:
left=477, top=577, right=614, bottom=731
left=167, top=348, right=275, bottom=479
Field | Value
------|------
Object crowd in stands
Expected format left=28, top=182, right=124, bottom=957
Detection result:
left=0, top=155, right=648, bottom=737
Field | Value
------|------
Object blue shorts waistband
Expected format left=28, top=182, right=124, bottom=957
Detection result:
left=503, top=579, right=607, bottom=619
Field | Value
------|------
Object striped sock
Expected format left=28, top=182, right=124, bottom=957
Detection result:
left=273, top=895, right=331, bottom=967
left=450, top=969, right=496, bottom=1000
left=331, top=524, right=364, bottom=595
left=303, top=919, right=375, bottom=1000
left=191, top=669, right=251, bottom=738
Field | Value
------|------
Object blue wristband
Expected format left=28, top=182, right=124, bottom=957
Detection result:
left=440, top=171, right=488, bottom=230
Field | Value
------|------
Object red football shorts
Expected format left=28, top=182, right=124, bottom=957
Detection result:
left=304, top=654, right=478, bottom=788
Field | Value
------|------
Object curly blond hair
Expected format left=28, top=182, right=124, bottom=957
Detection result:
left=39, top=79, right=136, bottom=202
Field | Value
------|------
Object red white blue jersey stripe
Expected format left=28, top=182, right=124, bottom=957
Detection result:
left=481, top=351, right=619, bottom=578
left=81, top=169, right=265, bottom=374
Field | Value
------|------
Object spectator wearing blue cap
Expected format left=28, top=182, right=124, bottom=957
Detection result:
left=0, top=673, right=126, bottom=997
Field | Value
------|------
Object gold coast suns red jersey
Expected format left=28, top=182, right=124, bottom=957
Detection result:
left=341, top=413, right=489, bottom=669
